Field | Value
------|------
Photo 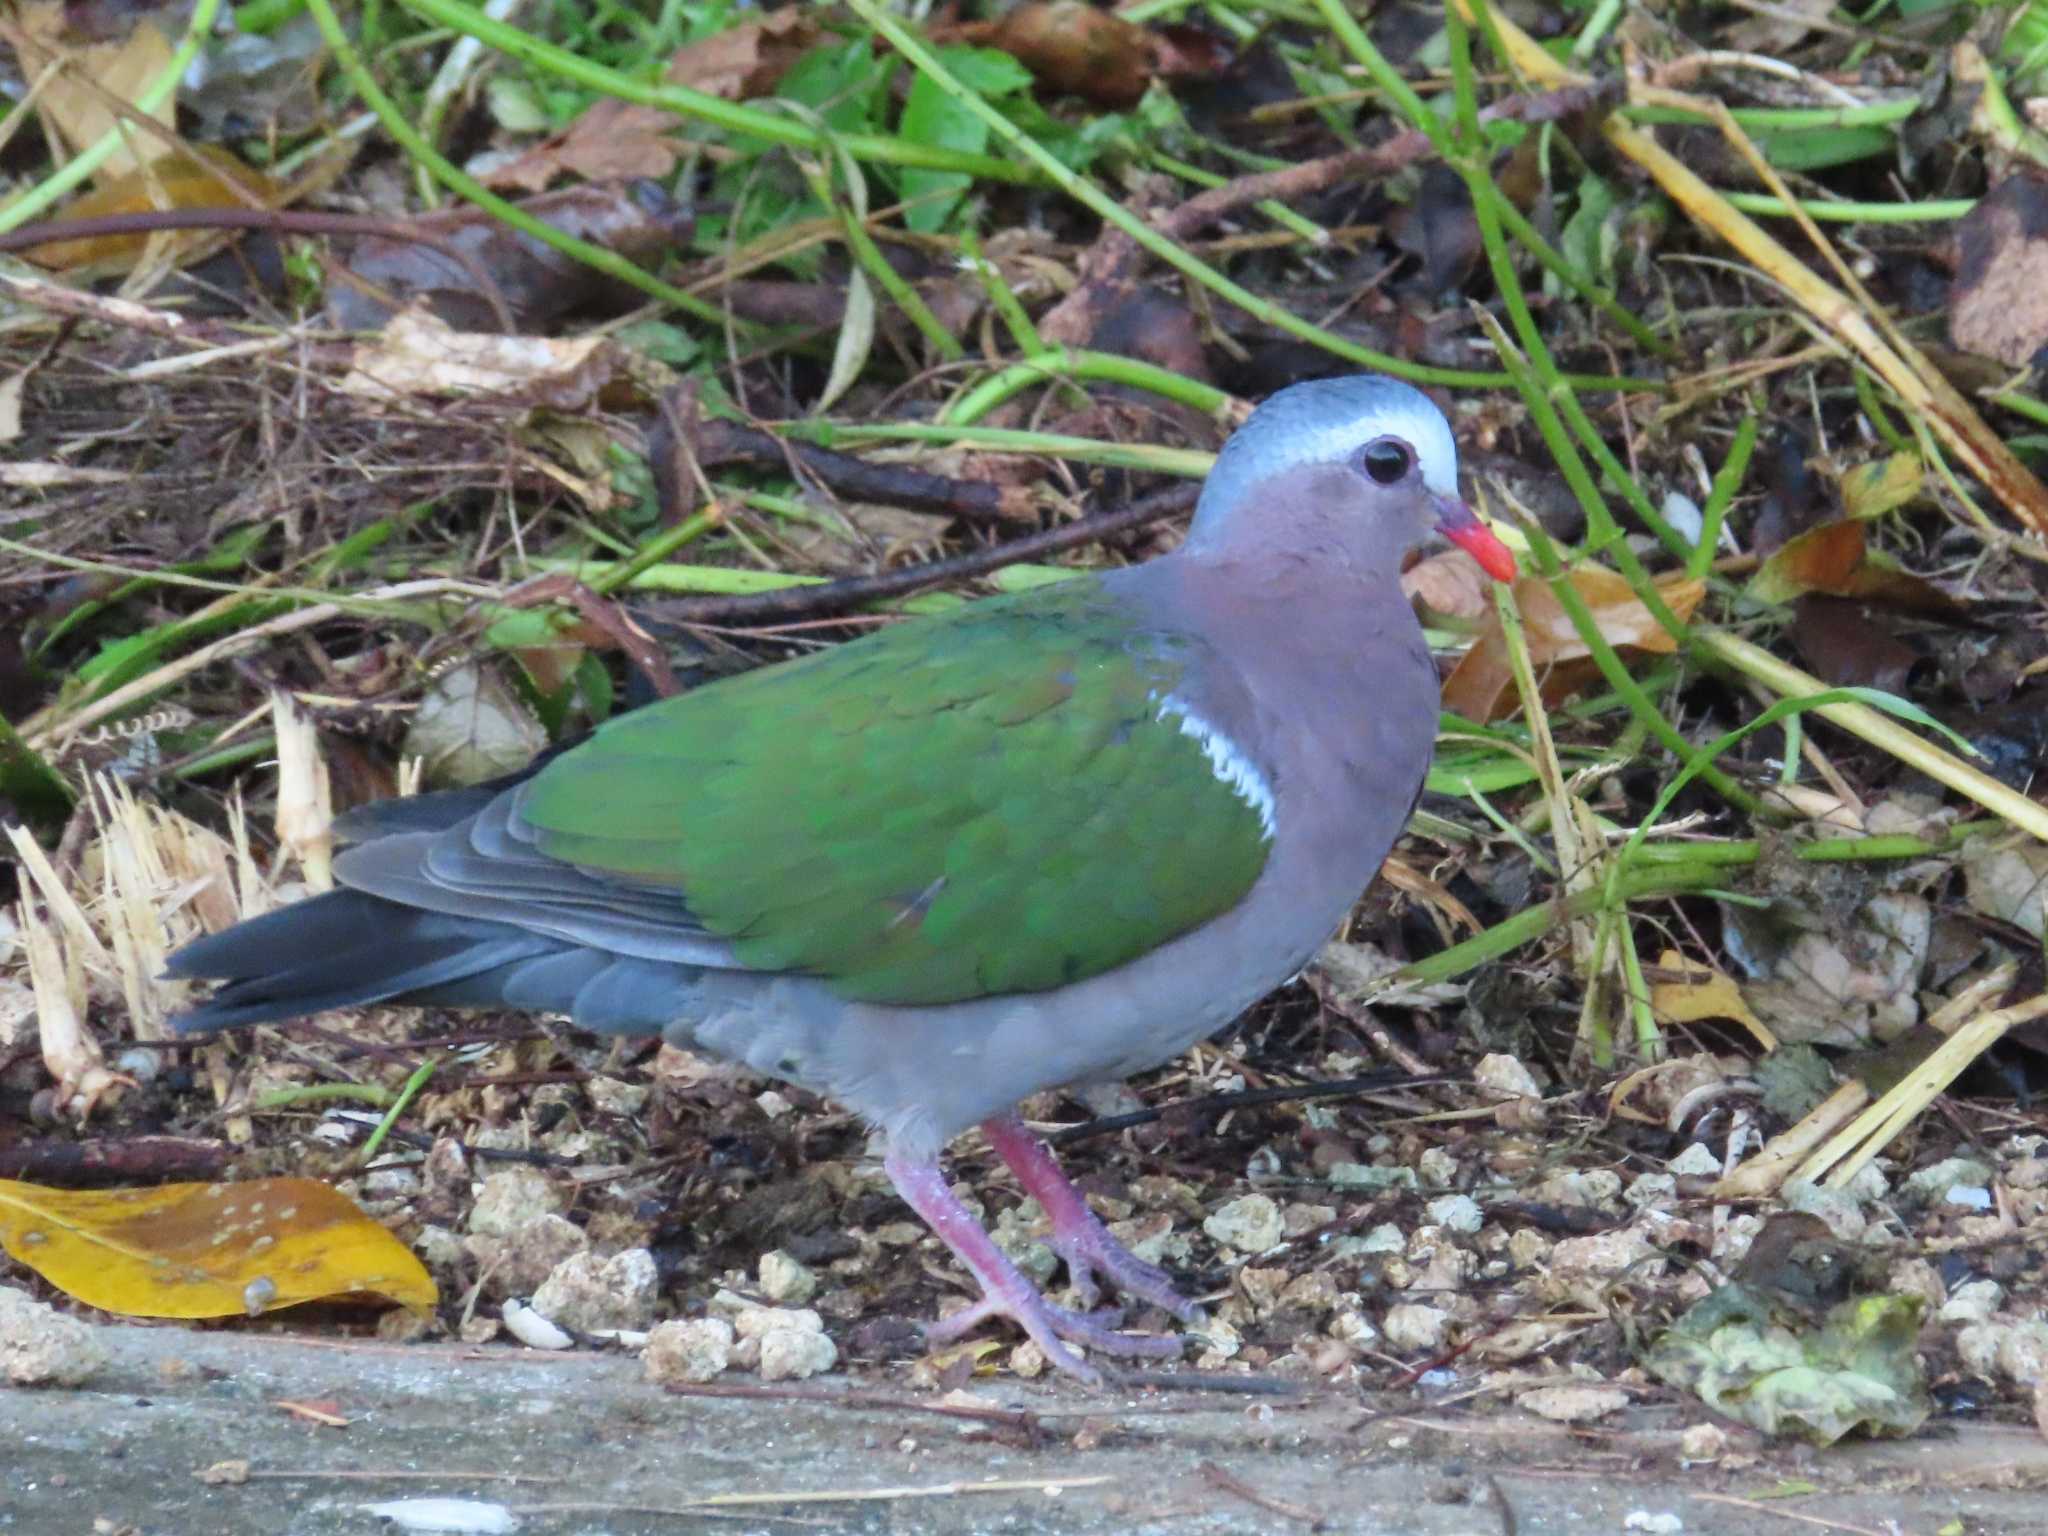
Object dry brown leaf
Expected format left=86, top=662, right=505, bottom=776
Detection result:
left=1747, top=519, right=1959, bottom=613
left=339, top=307, right=635, bottom=408
left=664, top=6, right=816, bottom=99
left=0, top=1175, right=436, bottom=1318
left=3, top=2, right=176, bottom=181
left=330, top=181, right=694, bottom=333
left=1402, top=549, right=1493, bottom=622
left=1789, top=596, right=1917, bottom=692
left=1951, top=170, right=2048, bottom=368
left=976, top=2, right=1153, bottom=108
left=24, top=146, right=280, bottom=272
left=1441, top=568, right=1706, bottom=722
left=482, top=98, right=693, bottom=196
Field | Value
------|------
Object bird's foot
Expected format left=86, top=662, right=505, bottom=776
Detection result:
left=886, top=1147, right=1186, bottom=1385
left=981, top=1113, right=1207, bottom=1324
left=925, top=1291, right=1187, bottom=1370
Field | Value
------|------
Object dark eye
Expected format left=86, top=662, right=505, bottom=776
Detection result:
left=1359, top=438, right=1413, bottom=486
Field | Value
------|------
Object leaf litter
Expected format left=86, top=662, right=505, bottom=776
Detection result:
left=1, top=3, right=2047, bottom=1519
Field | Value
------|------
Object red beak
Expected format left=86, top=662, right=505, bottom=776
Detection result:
left=1431, top=493, right=1517, bottom=582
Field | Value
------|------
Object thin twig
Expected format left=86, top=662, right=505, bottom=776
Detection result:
left=643, top=482, right=1198, bottom=627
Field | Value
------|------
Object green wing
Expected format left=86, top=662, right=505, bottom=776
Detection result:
left=517, top=578, right=1272, bottom=1005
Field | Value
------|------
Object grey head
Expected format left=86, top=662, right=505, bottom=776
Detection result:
left=1180, top=373, right=1514, bottom=582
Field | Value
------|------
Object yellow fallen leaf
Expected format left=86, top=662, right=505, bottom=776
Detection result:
left=0, top=1175, right=436, bottom=1319
left=23, top=147, right=282, bottom=272
left=1838, top=452, right=1923, bottom=522
left=1650, top=948, right=1777, bottom=1051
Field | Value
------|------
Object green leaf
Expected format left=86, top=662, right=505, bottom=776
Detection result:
left=779, top=37, right=890, bottom=136
left=1555, top=172, right=1619, bottom=296
left=1755, top=124, right=1894, bottom=172
left=899, top=46, right=1031, bottom=234
left=0, top=714, right=73, bottom=826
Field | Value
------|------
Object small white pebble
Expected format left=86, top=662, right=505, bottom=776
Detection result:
left=757, top=1326, right=837, bottom=1381
left=1473, top=1053, right=1542, bottom=1100
left=1360, top=1222, right=1405, bottom=1255
left=1660, top=491, right=1703, bottom=549
left=642, top=1318, right=732, bottom=1385
left=1203, top=1193, right=1284, bottom=1254
left=758, top=1250, right=818, bottom=1306
left=501, top=1299, right=573, bottom=1351
left=359, top=1498, right=517, bottom=1533
left=1666, top=1144, right=1722, bottom=1177
left=1424, top=1194, right=1483, bottom=1234
left=1382, top=1302, right=1449, bottom=1353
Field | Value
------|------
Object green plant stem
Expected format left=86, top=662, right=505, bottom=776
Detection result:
left=0, top=0, right=227, bottom=235
left=1628, top=822, right=1988, bottom=867
left=1696, top=628, right=2048, bottom=841
left=398, top=0, right=1034, bottom=183
left=1689, top=414, right=1757, bottom=580
left=961, top=230, right=1046, bottom=358
left=1625, top=98, right=1918, bottom=132
left=847, top=0, right=1651, bottom=396
left=943, top=349, right=1232, bottom=426
left=359, top=1057, right=439, bottom=1164
left=234, top=0, right=307, bottom=30
left=792, top=152, right=962, bottom=363
left=1721, top=191, right=1975, bottom=223
left=1392, top=819, right=1981, bottom=991
left=528, top=558, right=820, bottom=595
left=1485, top=189, right=1675, bottom=359
left=249, top=1082, right=398, bottom=1111
left=1392, top=865, right=1727, bottom=986
left=1852, top=369, right=1913, bottom=455
left=1993, top=390, right=2048, bottom=430
left=298, top=0, right=729, bottom=325
left=588, top=510, right=722, bottom=595
left=1518, top=513, right=1762, bottom=815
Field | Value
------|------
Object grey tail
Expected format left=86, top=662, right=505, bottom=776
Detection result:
left=165, top=888, right=696, bottom=1037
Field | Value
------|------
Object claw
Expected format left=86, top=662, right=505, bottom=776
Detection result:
left=887, top=1141, right=1190, bottom=1384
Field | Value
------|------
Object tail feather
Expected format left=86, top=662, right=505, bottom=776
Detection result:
left=167, top=888, right=698, bottom=1037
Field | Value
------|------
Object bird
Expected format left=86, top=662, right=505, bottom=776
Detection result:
left=167, top=374, right=1516, bottom=1382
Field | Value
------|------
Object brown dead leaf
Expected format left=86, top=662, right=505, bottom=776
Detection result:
left=339, top=307, right=636, bottom=408
left=1962, top=835, right=2048, bottom=941
left=3, top=1, right=175, bottom=181
left=1951, top=169, right=2048, bottom=369
left=482, top=98, right=690, bottom=196
left=1790, top=596, right=1917, bottom=692
left=1441, top=567, right=1706, bottom=722
left=955, top=2, right=1152, bottom=108
left=1402, top=549, right=1493, bottom=622
left=0, top=1175, right=436, bottom=1318
left=329, top=181, right=695, bottom=333
left=1746, top=519, right=1960, bottom=613
left=665, top=5, right=815, bottom=99
left=24, top=146, right=280, bottom=272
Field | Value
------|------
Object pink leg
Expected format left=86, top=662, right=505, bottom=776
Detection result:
left=885, top=1150, right=1184, bottom=1384
left=981, top=1115, right=1206, bottom=1324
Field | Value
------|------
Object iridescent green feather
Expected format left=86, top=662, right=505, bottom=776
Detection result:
left=517, top=578, right=1272, bottom=1005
